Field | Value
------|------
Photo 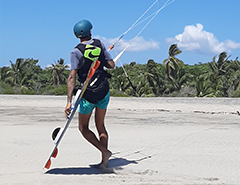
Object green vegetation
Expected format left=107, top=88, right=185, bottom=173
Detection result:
left=0, top=58, right=69, bottom=95
left=1, top=45, right=240, bottom=97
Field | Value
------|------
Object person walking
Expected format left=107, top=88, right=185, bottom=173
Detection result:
left=65, top=20, right=115, bottom=168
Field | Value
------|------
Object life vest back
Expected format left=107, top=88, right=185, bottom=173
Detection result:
left=74, top=39, right=111, bottom=103
left=75, top=39, right=105, bottom=83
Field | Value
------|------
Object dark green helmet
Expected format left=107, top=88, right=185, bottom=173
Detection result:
left=73, top=20, right=93, bottom=38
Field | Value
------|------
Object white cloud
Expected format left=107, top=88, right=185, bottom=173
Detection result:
left=224, top=40, right=240, bottom=49
left=167, top=23, right=240, bottom=55
left=95, top=35, right=159, bottom=52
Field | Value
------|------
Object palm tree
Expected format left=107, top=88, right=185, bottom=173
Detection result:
left=0, top=66, right=12, bottom=84
left=162, top=44, right=187, bottom=94
left=171, top=67, right=188, bottom=91
left=49, top=58, right=68, bottom=86
left=8, top=58, right=29, bottom=87
left=142, top=60, right=157, bottom=95
left=136, top=75, right=154, bottom=97
left=108, top=66, right=125, bottom=91
left=5, top=58, right=46, bottom=94
left=163, top=44, right=184, bottom=81
left=226, top=57, right=240, bottom=96
left=24, top=58, right=47, bottom=94
left=195, top=75, right=215, bottom=97
left=207, top=52, right=231, bottom=97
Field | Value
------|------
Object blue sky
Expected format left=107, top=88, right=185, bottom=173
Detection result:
left=0, top=0, right=240, bottom=69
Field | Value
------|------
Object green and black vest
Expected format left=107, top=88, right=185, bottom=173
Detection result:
left=75, top=39, right=111, bottom=104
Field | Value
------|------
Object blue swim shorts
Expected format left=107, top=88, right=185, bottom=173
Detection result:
left=79, top=91, right=110, bottom=114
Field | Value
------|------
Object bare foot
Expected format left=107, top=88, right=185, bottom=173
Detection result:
left=102, top=150, right=112, bottom=167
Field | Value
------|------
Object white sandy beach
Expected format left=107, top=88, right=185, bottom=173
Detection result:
left=0, top=95, right=240, bottom=185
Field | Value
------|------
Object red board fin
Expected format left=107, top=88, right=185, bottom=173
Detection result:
left=45, top=159, right=51, bottom=169
left=52, top=148, right=58, bottom=158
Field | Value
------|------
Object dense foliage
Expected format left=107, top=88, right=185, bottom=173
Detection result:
left=1, top=44, right=240, bottom=97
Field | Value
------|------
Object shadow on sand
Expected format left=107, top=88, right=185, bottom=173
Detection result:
left=45, top=157, right=137, bottom=175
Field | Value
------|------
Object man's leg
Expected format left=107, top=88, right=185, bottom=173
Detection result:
left=78, top=112, right=110, bottom=166
left=95, top=107, right=112, bottom=166
left=95, top=107, right=108, bottom=148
